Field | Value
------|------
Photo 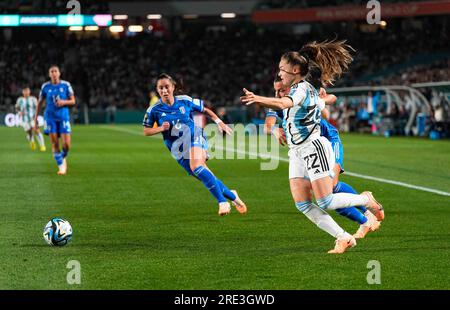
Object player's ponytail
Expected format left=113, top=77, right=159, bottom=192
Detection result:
left=299, top=39, right=354, bottom=86
left=305, top=62, right=323, bottom=90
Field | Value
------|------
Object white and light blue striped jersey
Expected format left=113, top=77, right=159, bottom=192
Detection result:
left=282, top=80, right=321, bottom=147
left=15, top=96, right=38, bottom=123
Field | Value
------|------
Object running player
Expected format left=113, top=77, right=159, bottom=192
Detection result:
left=35, top=65, right=76, bottom=175
left=15, top=86, right=46, bottom=151
left=143, top=73, right=247, bottom=216
left=241, top=40, right=384, bottom=253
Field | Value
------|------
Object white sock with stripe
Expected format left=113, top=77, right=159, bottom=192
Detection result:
left=296, top=201, right=346, bottom=238
left=317, top=193, right=369, bottom=210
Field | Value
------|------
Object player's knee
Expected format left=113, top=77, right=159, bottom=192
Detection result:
left=295, top=201, right=313, bottom=214
left=317, top=194, right=333, bottom=210
left=190, top=161, right=203, bottom=172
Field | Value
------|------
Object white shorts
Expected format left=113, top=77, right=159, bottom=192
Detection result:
left=288, top=136, right=335, bottom=182
left=22, top=121, right=35, bottom=132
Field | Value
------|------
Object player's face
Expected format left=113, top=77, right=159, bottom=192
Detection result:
left=278, top=58, right=298, bottom=87
left=49, top=67, right=60, bottom=82
left=156, top=79, right=175, bottom=102
left=273, top=81, right=290, bottom=98
left=22, top=88, right=30, bottom=97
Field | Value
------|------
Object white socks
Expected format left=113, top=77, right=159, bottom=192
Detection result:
left=296, top=201, right=345, bottom=238
left=317, top=193, right=369, bottom=210
left=36, top=132, right=45, bottom=147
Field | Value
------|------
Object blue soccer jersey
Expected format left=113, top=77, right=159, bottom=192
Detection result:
left=143, top=95, right=206, bottom=160
left=320, top=119, right=344, bottom=171
left=320, top=119, right=340, bottom=143
left=39, top=80, right=74, bottom=121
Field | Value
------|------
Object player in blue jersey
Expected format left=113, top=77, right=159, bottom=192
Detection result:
left=143, top=73, right=247, bottom=216
left=35, top=65, right=75, bottom=175
left=242, top=40, right=384, bottom=253
left=265, top=75, right=380, bottom=239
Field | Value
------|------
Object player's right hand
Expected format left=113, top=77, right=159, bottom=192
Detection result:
left=161, top=122, right=170, bottom=131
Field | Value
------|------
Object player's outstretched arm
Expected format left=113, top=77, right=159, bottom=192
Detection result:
left=202, top=107, right=233, bottom=135
left=240, top=88, right=293, bottom=110
left=319, top=88, right=337, bottom=105
left=143, top=122, right=170, bottom=136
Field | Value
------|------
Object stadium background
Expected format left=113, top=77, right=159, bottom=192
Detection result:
left=1, top=0, right=449, bottom=139
left=1, top=0, right=449, bottom=290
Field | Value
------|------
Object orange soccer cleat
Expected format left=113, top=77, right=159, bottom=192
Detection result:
left=353, top=212, right=381, bottom=239
left=328, top=234, right=357, bottom=254
left=361, top=191, right=384, bottom=221
left=231, top=190, right=247, bottom=214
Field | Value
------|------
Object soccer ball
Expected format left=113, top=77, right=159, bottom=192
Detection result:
left=43, top=218, right=73, bottom=246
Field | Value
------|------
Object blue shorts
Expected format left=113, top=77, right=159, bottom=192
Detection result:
left=175, top=132, right=209, bottom=176
left=44, top=118, right=71, bottom=135
left=330, top=140, right=344, bottom=173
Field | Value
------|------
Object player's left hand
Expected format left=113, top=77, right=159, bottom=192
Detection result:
left=218, top=122, right=233, bottom=136
left=55, top=99, right=65, bottom=107
left=240, top=88, right=257, bottom=105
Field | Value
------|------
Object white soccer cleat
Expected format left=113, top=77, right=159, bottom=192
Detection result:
left=231, top=190, right=247, bottom=214
left=218, top=202, right=231, bottom=216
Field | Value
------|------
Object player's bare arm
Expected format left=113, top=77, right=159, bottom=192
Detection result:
left=240, top=88, right=293, bottom=110
left=202, top=107, right=233, bottom=135
left=143, top=122, right=170, bottom=136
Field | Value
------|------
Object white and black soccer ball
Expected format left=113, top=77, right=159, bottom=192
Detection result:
left=43, top=218, right=73, bottom=246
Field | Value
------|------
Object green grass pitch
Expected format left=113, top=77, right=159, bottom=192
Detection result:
left=1, top=125, right=449, bottom=289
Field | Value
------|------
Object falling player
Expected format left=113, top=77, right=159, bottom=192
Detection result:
left=265, top=75, right=380, bottom=239
left=241, top=40, right=384, bottom=253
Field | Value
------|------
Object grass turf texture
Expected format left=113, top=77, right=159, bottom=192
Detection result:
left=1, top=125, right=449, bottom=289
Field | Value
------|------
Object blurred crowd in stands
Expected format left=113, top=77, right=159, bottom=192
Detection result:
left=0, top=11, right=448, bottom=137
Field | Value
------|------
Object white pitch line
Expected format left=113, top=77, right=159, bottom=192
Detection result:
left=100, top=125, right=450, bottom=197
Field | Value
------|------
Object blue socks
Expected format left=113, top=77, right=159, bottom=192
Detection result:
left=215, top=178, right=237, bottom=201
left=333, top=182, right=368, bottom=225
left=53, top=152, right=63, bottom=166
left=193, top=166, right=227, bottom=203
left=61, top=149, right=69, bottom=158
